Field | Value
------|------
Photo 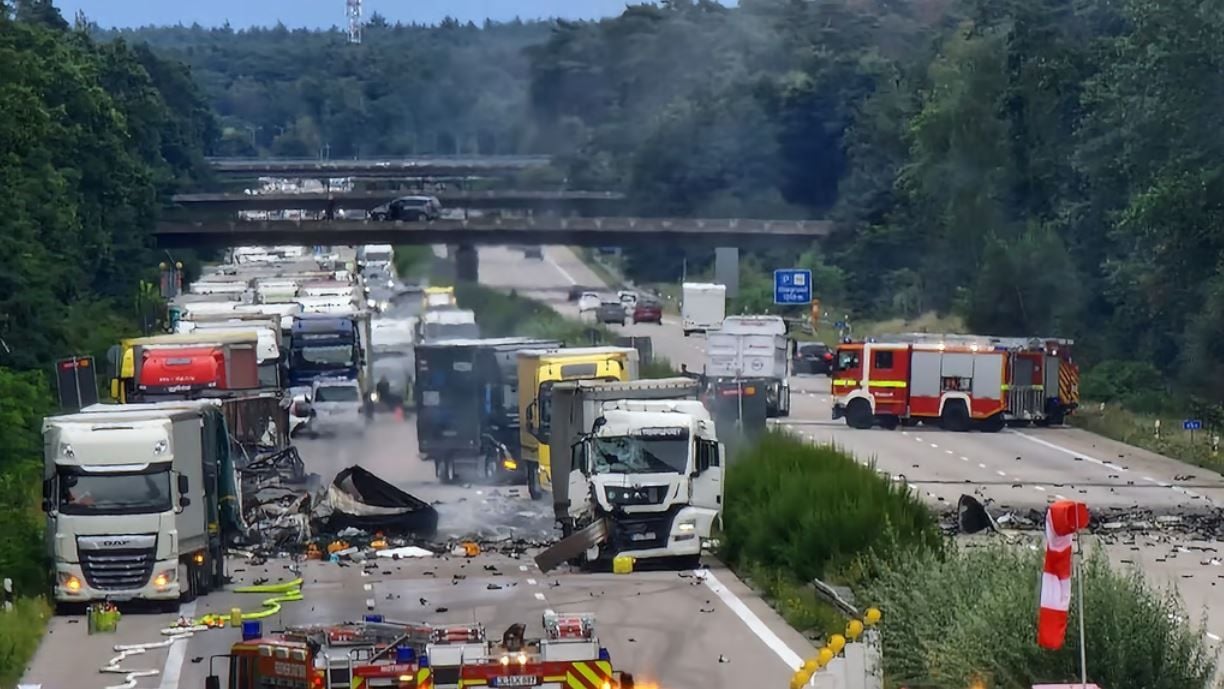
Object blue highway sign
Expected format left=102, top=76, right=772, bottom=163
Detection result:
left=774, top=269, right=813, bottom=305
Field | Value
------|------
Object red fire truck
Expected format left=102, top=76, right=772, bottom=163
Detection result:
left=416, top=613, right=634, bottom=689
left=831, top=334, right=1078, bottom=431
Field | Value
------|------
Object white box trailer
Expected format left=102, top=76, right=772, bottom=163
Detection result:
left=681, top=283, right=726, bottom=336
left=705, top=315, right=791, bottom=417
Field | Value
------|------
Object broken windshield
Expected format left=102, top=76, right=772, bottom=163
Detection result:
left=591, top=437, right=689, bottom=474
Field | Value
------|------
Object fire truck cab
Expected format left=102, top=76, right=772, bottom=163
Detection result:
left=208, top=617, right=433, bottom=689
left=416, top=613, right=634, bottom=689
left=832, top=337, right=1008, bottom=432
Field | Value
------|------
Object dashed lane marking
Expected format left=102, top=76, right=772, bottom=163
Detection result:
left=159, top=601, right=197, bottom=689
left=534, top=592, right=547, bottom=601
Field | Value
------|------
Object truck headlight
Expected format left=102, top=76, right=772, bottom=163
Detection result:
left=153, top=569, right=177, bottom=589
left=677, top=521, right=696, bottom=532
left=58, top=572, right=82, bottom=592
left=370, top=392, right=380, bottom=403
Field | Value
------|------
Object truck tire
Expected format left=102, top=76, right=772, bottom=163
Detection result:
left=526, top=464, right=543, bottom=500
left=877, top=415, right=900, bottom=430
left=436, top=458, right=457, bottom=484
left=178, top=562, right=198, bottom=604
left=941, top=400, right=971, bottom=432
left=846, top=399, right=873, bottom=429
left=979, top=413, right=1006, bottom=433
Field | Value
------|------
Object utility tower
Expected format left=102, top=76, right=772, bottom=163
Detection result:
left=346, top=0, right=362, bottom=44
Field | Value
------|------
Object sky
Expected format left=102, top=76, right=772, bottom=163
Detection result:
left=52, top=1, right=639, bottom=28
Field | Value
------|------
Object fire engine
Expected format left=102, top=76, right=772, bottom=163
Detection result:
left=831, top=334, right=1079, bottom=431
left=206, top=616, right=434, bottom=689
left=206, top=613, right=635, bottom=689
left=416, top=612, right=635, bottom=689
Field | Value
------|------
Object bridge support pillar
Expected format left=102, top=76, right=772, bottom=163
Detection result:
left=714, top=247, right=739, bottom=298
left=454, top=243, right=479, bottom=283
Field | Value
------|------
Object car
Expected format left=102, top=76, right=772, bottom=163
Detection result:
left=794, top=342, right=834, bottom=375
left=597, top=301, right=627, bottom=326
left=524, top=246, right=543, bottom=259
left=632, top=299, right=663, bottom=324
left=369, top=195, right=442, bottom=222
left=567, top=285, right=587, bottom=302
left=617, top=291, right=638, bottom=310
left=577, top=292, right=602, bottom=312
left=304, top=378, right=368, bottom=436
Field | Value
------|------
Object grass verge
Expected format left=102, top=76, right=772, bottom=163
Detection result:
left=719, top=430, right=942, bottom=640
left=860, top=543, right=1216, bottom=689
left=1071, top=402, right=1224, bottom=472
left=0, top=596, right=49, bottom=687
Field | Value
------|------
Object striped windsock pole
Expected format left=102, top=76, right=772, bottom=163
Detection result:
left=1038, top=499, right=1090, bottom=650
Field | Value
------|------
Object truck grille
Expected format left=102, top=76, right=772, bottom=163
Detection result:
left=81, top=548, right=156, bottom=591
left=1006, top=386, right=1046, bottom=420
left=610, top=512, right=673, bottom=551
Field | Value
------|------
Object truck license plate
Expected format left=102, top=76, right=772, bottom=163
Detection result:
left=493, top=676, right=539, bottom=687
left=630, top=532, right=656, bottom=542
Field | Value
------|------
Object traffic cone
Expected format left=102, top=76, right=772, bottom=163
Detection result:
left=394, top=406, right=404, bottom=421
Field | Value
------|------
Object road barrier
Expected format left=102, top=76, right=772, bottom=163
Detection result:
left=790, top=607, right=883, bottom=689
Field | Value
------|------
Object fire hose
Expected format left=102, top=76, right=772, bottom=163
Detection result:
left=100, top=578, right=303, bottom=689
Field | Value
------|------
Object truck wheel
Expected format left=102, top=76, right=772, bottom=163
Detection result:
left=877, top=415, right=900, bottom=430
left=1046, top=407, right=1066, bottom=426
left=845, top=399, right=873, bottom=429
left=979, top=414, right=1005, bottom=433
left=941, top=401, right=971, bottom=432
left=436, top=459, right=457, bottom=484
left=178, top=562, right=198, bottom=604
left=526, top=465, right=543, bottom=500
left=683, top=330, right=691, bottom=337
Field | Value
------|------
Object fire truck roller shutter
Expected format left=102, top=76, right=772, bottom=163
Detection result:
left=969, top=351, right=1006, bottom=420
left=908, top=350, right=944, bottom=418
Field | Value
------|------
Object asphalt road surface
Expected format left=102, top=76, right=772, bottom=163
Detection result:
left=483, top=244, right=1224, bottom=646
left=22, top=246, right=816, bottom=689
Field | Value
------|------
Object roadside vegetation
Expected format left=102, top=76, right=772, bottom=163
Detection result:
left=722, top=431, right=1218, bottom=687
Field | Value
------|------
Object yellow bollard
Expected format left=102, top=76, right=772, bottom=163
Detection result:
left=612, top=555, right=635, bottom=574
left=231, top=607, right=243, bottom=627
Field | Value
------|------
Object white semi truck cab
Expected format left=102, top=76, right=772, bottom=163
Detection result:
left=546, top=399, right=723, bottom=570
left=42, top=404, right=230, bottom=609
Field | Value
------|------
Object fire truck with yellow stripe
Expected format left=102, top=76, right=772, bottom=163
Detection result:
left=206, top=613, right=634, bottom=689
left=831, top=334, right=1078, bottom=431
left=416, top=613, right=634, bottom=689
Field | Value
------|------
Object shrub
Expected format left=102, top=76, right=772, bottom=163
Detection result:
left=1080, top=360, right=1171, bottom=412
left=0, top=596, right=50, bottom=687
left=859, top=544, right=1217, bottom=689
left=721, top=430, right=942, bottom=583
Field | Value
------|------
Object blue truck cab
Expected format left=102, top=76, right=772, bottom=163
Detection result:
left=288, top=314, right=371, bottom=394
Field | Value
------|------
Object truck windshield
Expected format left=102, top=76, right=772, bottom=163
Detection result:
left=57, top=467, right=173, bottom=515
left=592, top=437, right=689, bottom=474
left=297, top=344, right=354, bottom=367
left=315, top=385, right=360, bottom=402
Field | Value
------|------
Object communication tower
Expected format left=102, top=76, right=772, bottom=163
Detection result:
left=346, top=0, right=362, bottom=44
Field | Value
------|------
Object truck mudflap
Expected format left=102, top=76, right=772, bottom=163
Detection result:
left=534, top=519, right=610, bottom=573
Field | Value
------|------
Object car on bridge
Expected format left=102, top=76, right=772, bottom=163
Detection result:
left=368, top=195, right=442, bottom=222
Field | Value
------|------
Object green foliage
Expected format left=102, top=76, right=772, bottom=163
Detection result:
left=0, top=596, right=50, bottom=688
left=640, top=357, right=679, bottom=379
left=1080, top=360, right=1169, bottom=411
left=860, top=544, right=1217, bottom=689
left=392, top=246, right=435, bottom=282
left=455, top=284, right=608, bottom=345
left=721, top=430, right=942, bottom=583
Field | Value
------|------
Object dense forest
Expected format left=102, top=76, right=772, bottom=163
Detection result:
left=0, top=0, right=215, bottom=591
left=100, top=0, right=1224, bottom=403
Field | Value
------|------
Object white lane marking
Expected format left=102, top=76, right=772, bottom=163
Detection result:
left=929, top=443, right=939, bottom=449
left=901, top=431, right=909, bottom=436
left=996, top=470, right=1007, bottom=477
left=527, top=578, right=538, bottom=586
left=1055, top=494, right=1067, bottom=500
left=960, top=456, right=969, bottom=462
left=700, top=569, right=804, bottom=670
left=545, top=254, right=578, bottom=286
left=519, top=565, right=529, bottom=572
left=913, top=437, right=923, bottom=443
left=1009, top=430, right=1211, bottom=504
left=978, top=463, right=987, bottom=469
left=533, top=592, right=547, bottom=601
left=1034, top=486, right=1047, bottom=492
left=945, top=450, right=954, bottom=455
left=158, top=601, right=196, bottom=689
left=1208, top=632, right=1222, bottom=642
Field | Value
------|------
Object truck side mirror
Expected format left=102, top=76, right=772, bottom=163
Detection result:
left=179, top=496, right=191, bottom=509
left=526, top=401, right=537, bottom=430
left=205, top=674, right=221, bottom=689
left=177, top=474, right=190, bottom=495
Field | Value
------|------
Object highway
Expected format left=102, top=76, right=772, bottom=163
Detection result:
left=21, top=247, right=816, bottom=689
left=23, top=245, right=1224, bottom=689
left=170, top=190, right=626, bottom=214
left=484, top=244, right=1224, bottom=645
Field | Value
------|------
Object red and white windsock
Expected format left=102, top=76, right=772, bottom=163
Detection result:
left=1037, top=499, right=1090, bottom=650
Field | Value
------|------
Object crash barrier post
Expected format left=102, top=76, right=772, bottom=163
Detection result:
left=2, top=577, right=11, bottom=612
left=789, top=607, right=883, bottom=689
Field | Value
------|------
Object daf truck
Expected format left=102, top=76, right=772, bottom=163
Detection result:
left=42, top=402, right=238, bottom=609
left=704, top=315, right=791, bottom=418
left=417, top=308, right=479, bottom=342
left=535, top=397, right=724, bottom=573
left=517, top=347, right=640, bottom=499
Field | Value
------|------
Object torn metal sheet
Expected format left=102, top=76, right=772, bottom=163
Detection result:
left=315, top=466, right=439, bottom=538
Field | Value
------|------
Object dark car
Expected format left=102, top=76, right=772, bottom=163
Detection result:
left=567, top=285, right=587, bottom=302
left=632, top=299, right=663, bottom=324
left=369, top=195, right=442, bottom=222
left=794, top=342, right=834, bottom=375
left=523, top=246, right=543, bottom=259
left=596, top=301, right=627, bottom=326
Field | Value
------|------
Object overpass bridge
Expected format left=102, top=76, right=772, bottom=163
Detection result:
left=170, top=190, right=626, bottom=215
left=155, top=216, right=832, bottom=250
left=207, top=155, right=552, bottom=179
